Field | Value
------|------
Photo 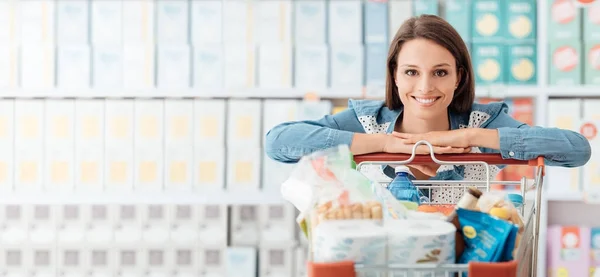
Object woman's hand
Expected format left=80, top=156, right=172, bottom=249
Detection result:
left=383, top=133, right=471, bottom=154
left=393, top=128, right=500, bottom=150
left=393, top=129, right=473, bottom=148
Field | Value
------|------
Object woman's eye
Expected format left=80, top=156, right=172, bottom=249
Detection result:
left=434, top=70, right=448, bottom=77
left=405, top=70, right=418, bottom=76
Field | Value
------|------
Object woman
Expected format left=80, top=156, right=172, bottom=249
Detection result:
left=265, top=15, right=590, bottom=199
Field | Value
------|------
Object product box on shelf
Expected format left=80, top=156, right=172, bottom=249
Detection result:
left=546, top=99, right=582, bottom=194
left=84, top=247, right=114, bottom=277
left=549, top=41, right=583, bottom=86
left=230, top=205, right=259, bottom=247
left=547, top=0, right=581, bottom=41
left=471, top=0, right=505, bottom=41
left=295, top=246, right=308, bottom=277
left=414, top=0, right=439, bottom=16
left=227, top=99, right=262, bottom=146
left=365, top=43, right=388, bottom=90
left=19, top=0, right=55, bottom=44
left=114, top=205, right=142, bottom=246
left=104, top=100, right=134, bottom=191
left=157, top=45, right=191, bottom=89
left=580, top=119, right=600, bottom=192
left=56, top=1, right=89, bottom=44
left=259, top=246, right=294, bottom=277
left=139, top=245, right=170, bottom=276
left=328, top=0, right=363, bottom=45
left=585, top=41, right=600, bottom=85
left=547, top=225, right=591, bottom=277
left=75, top=100, right=104, bottom=192
left=93, top=46, right=123, bottom=88
left=223, top=0, right=253, bottom=44
left=584, top=99, right=600, bottom=121
left=297, top=100, right=333, bottom=121
left=472, top=43, right=506, bottom=85
left=193, top=45, right=224, bottom=90
left=134, top=100, right=164, bottom=192
left=255, top=0, right=292, bottom=44
left=44, top=100, right=75, bottom=191
left=0, top=46, right=18, bottom=88
left=225, top=247, right=257, bottom=277
left=0, top=205, right=28, bottom=246
left=0, top=2, right=16, bottom=43
left=20, top=44, right=55, bottom=89
left=294, top=45, right=329, bottom=89
left=169, top=204, right=199, bottom=246
left=294, top=0, right=326, bottom=44
left=445, top=0, right=471, bottom=43
left=122, top=45, right=155, bottom=89
left=15, top=100, right=44, bottom=192
left=165, top=100, right=193, bottom=190
left=364, top=0, right=388, bottom=44
left=224, top=44, right=256, bottom=90
left=57, top=205, right=85, bottom=245
left=226, top=146, right=261, bottom=192
left=168, top=246, right=198, bottom=276
left=58, top=45, right=91, bottom=89
left=0, top=100, right=14, bottom=191
left=122, top=0, right=155, bottom=44
left=56, top=246, right=85, bottom=277
left=506, top=0, right=536, bottom=41
left=258, top=43, right=293, bottom=89
left=193, top=146, right=226, bottom=192
left=83, top=205, right=114, bottom=245
left=156, top=0, right=189, bottom=44
left=28, top=205, right=57, bottom=246
left=140, top=205, right=170, bottom=245
left=591, top=227, right=600, bottom=273
left=191, top=0, right=222, bottom=44
left=28, top=246, right=57, bottom=276
left=199, top=248, right=227, bottom=276
left=91, top=0, right=122, bottom=45
left=198, top=204, right=228, bottom=247
left=507, top=43, right=537, bottom=85
left=584, top=4, right=600, bottom=41
left=195, top=99, right=226, bottom=145
left=388, top=0, right=413, bottom=42
left=259, top=204, right=296, bottom=244
left=330, top=45, right=364, bottom=89
left=115, top=247, right=142, bottom=277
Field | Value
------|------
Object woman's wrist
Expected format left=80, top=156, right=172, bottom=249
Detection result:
left=468, top=128, right=500, bottom=149
left=350, top=133, right=388, bottom=155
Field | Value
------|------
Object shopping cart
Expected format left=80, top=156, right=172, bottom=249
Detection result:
left=306, top=141, right=544, bottom=277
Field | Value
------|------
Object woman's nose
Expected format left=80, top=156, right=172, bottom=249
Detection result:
left=417, top=76, right=434, bottom=93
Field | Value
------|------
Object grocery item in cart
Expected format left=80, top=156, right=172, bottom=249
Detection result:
left=457, top=208, right=519, bottom=265
left=387, top=166, right=429, bottom=208
left=386, top=219, right=456, bottom=276
left=280, top=145, right=409, bottom=237
left=313, top=219, right=387, bottom=276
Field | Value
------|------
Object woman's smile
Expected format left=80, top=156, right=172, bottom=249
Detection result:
left=411, top=96, right=442, bottom=107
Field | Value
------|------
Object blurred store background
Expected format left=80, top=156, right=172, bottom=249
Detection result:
left=0, top=0, right=596, bottom=276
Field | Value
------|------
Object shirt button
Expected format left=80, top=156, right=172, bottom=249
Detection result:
left=509, top=151, right=515, bottom=157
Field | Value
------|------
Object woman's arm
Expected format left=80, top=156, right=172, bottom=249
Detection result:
left=265, top=108, right=383, bottom=163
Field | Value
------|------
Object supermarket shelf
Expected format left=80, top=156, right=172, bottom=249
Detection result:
left=0, top=86, right=596, bottom=99
left=546, top=190, right=584, bottom=202
left=546, top=86, right=600, bottom=97
left=0, top=191, right=285, bottom=205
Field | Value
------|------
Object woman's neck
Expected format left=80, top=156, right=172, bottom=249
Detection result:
left=396, top=110, right=450, bottom=134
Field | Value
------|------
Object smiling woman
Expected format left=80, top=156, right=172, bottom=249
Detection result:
left=264, top=14, right=591, bottom=188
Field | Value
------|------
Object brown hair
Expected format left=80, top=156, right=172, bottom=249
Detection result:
left=385, top=15, right=475, bottom=113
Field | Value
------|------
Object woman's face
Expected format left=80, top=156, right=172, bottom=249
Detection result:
left=394, top=38, right=461, bottom=120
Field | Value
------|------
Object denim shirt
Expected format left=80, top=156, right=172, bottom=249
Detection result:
left=265, top=99, right=591, bottom=201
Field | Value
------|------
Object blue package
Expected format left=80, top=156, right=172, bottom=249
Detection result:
left=457, top=208, right=519, bottom=265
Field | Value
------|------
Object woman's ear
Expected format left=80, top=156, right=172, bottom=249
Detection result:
left=455, top=67, right=463, bottom=89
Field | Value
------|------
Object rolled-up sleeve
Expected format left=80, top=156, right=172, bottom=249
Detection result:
left=488, top=106, right=591, bottom=168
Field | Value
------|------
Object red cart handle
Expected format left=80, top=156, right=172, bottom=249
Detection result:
left=353, top=153, right=545, bottom=167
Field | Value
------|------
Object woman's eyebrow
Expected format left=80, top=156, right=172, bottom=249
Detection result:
left=399, top=63, right=452, bottom=68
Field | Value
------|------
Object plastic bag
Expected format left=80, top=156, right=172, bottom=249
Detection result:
left=280, top=145, right=408, bottom=238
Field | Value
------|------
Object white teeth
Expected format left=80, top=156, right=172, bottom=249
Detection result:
left=414, top=97, right=437, bottom=104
